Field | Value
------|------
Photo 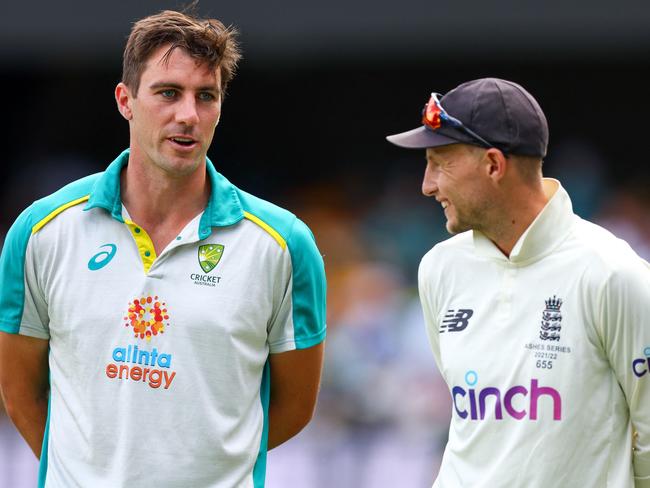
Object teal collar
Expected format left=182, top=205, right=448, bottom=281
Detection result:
left=84, top=149, right=244, bottom=237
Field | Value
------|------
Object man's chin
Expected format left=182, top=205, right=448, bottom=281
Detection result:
left=446, top=220, right=471, bottom=235
left=157, top=153, right=205, bottom=178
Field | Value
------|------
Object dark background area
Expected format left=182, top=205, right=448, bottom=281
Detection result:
left=2, top=0, right=650, bottom=228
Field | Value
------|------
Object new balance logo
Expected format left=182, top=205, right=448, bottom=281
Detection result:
left=441, top=309, right=474, bottom=333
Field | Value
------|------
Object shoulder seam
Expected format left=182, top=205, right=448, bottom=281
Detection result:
left=243, top=211, right=288, bottom=250
left=32, top=195, right=90, bottom=234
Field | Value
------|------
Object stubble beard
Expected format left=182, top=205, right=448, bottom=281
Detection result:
left=153, top=144, right=206, bottom=179
left=445, top=198, right=492, bottom=235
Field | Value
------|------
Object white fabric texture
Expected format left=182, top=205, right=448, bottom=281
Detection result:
left=419, top=179, right=650, bottom=487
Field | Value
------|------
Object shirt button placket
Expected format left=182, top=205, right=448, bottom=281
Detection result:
left=499, top=266, right=516, bottom=319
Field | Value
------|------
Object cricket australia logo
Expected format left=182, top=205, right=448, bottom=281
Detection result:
left=198, top=244, right=224, bottom=273
left=440, top=309, right=473, bottom=333
left=540, top=296, right=563, bottom=341
left=190, top=244, right=224, bottom=287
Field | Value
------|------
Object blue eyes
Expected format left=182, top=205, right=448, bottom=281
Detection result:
left=158, top=90, right=216, bottom=101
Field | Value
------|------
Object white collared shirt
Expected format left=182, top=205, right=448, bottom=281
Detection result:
left=0, top=150, right=326, bottom=488
left=419, top=179, right=650, bottom=487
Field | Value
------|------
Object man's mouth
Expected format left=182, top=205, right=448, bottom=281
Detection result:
left=169, top=136, right=197, bottom=147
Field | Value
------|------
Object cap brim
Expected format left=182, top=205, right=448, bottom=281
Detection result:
left=386, top=126, right=460, bottom=149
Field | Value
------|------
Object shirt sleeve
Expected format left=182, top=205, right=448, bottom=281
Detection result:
left=267, top=218, right=326, bottom=353
left=598, top=256, right=650, bottom=483
left=418, top=249, right=443, bottom=374
left=0, top=207, right=50, bottom=338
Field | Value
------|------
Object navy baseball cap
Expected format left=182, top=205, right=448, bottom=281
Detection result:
left=386, top=78, right=549, bottom=158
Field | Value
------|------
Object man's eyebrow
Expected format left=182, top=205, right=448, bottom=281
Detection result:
left=149, top=82, right=182, bottom=91
left=148, top=82, right=220, bottom=94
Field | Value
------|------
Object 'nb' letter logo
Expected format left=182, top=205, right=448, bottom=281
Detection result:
left=440, top=309, right=474, bottom=333
left=88, top=244, right=117, bottom=271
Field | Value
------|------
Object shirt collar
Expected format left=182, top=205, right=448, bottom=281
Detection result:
left=84, top=149, right=244, bottom=236
left=472, top=178, right=575, bottom=264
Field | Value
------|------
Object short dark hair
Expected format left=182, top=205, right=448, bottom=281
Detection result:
left=122, top=9, right=241, bottom=97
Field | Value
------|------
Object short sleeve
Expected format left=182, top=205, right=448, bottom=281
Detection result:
left=267, top=218, right=326, bottom=353
left=0, top=208, right=50, bottom=338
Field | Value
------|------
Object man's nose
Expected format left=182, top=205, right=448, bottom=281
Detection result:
left=176, top=96, right=200, bottom=125
left=422, top=164, right=438, bottom=197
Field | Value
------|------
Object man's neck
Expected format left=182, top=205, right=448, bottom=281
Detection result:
left=483, top=179, right=550, bottom=258
left=120, top=156, right=211, bottom=253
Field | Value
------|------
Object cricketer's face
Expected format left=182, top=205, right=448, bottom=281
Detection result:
left=116, top=44, right=222, bottom=177
left=422, top=145, right=493, bottom=234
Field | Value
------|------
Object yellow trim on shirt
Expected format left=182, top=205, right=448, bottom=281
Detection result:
left=124, top=220, right=157, bottom=273
left=243, top=211, right=287, bottom=250
left=32, top=196, right=90, bottom=234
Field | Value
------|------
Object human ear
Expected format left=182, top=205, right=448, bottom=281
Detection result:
left=484, top=148, right=508, bottom=183
left=115, top=83, right=133, bottom=121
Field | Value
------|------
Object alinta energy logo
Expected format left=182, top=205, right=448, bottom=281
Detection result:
left=190, top=244, right=224, bottom=287
left=452, top=370, right=562, bottom=421
left=124, top=295, right=169, bottom=341
left=104, top=295, right=177, bottom=390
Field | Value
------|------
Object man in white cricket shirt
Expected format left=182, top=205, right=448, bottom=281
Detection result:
left=0, top=10, right=326, bottom=488
left=386, top=78, right=650, bottom=487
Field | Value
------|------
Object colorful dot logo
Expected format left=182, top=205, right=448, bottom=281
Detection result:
left=124, top=295, right=170, bottom=341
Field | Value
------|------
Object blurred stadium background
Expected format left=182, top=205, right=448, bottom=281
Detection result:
left=1, top=0, right=650, bottom=486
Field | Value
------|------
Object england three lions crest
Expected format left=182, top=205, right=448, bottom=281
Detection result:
left=540, top=296, right=563, bottom=341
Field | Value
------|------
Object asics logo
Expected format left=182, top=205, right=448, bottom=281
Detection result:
left=440, top=309, right=473, bottom=333
left=88, top=244, right=117, bottom=271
